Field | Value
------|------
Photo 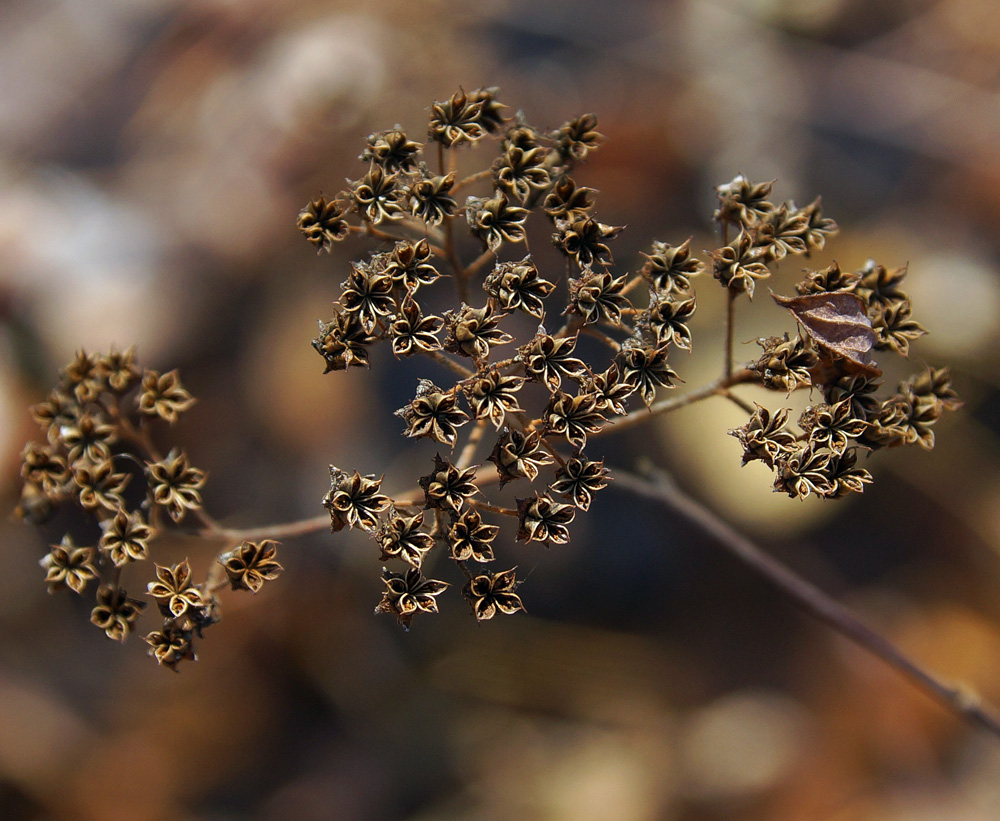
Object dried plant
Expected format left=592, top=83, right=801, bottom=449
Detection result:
left=14, top=87, right=995, bottom=736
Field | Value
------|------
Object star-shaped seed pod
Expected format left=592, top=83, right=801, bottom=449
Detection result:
left=59, top=412, right=116, bottom=466
left=40, top=535, right=97, bottom=594
left=487, top=429, right=553, bottom=487
left=713, top=175, right=775, bottom=226
left=728, top=404, right=797, bottom=468
left=97, top=346, right=141, bottom=393
left=313, top=311, right=376, bottom=372
left=377, top=512, right=434, bottom=568
left=543, top=391, right=606, bottom=449
left=647, top=294, right=697, bottom=350
left=442, top=303, right=513, bottom=363
left=794, top=261, right=859, bottom=296
left=20, top=442, right=68, bottom=495
left=147, top=559, right=205, bottom=619
left=463, top=568, right=525, bottom=621
left=567, top=268, right=631, bottom=325
left=61, top=350, right=103, bottom=404
left=550, top=455, right=610, bottom=511
left=582, top=364, right=636, bottom=417
left=407, top=172, right=457, bottom=226
left=463, top=368, right=525, bottom=429
left=298, top=196, right=350, bottom=252
left=395, top=380, right=470, bottom=446
left=91, top=585, right=146, bottom=642
left=350, top=165, right=403, bottom=224
left=324, top=467, right=390, bottom=532
left=543, top=176, right=596, bottom=221
left=484, top=257, right=555, bottom=319
left=390, top=297, right=443, bottom=357
left=823, top=449, right=873, bottom=498
left=419, top=454, right=479, bottom=514
left=220, top=540, right=284, bottom=593
left=553, top=215, right=623, bottom=267
left=360, top=127, right=422, bottom=174
left=799, top=399, right=869, bottom=455
left=466, top=193, right=529, bottom=251
left=137, top=369, right=196, bottom=424
left=99, top=508, right=154, bottom=566
left=429, top=88, right=487, bottom=147
left=146, top=449, right=207, bottom=523
left=772, top=445, right=834, bottom=499
left=74, top=458, right=131, bottom=512
left=493, top=145, right=551, bottom=204
left=448, top=508, right=499, bottom=563
left=519, top=333, right=587, bottom=389
left=750, top=334, right=817, bottom=393
left=515, top=492, right=575, bottom=545
left=375, top=566, right=449, bottom=629
left=339, top=261, right=396, bottom=334
left=145, top=626, right=196, bottom=670
left=553, top=113, right=604, bottom=163
left=640, top=238, right=704, bottom=295
left=617, top=344, right=679, bottom=407
left=384, top=239, right=441, bottom=291
left=709, top=228, right=772, bottom=298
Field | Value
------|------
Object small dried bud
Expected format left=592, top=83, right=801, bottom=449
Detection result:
left=396, top=380, right=470, bottom=446
left=641, top=239, right=703, bottom=294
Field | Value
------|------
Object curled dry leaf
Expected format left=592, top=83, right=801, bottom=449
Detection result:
left=771, top=290, right=881, bottom=377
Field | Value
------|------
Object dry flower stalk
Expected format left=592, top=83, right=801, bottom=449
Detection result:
left=14, top=87, right=994, bottom=739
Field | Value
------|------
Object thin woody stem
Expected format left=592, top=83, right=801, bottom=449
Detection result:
left=456, top=418, right=488, bottom=470
left=597, top=369, right=756, bottom=437
left=724, top=288, right=736, bottom=379
left=613, top=467, right=1000, bottom=740
left=454, top=168, right=492, bottom=193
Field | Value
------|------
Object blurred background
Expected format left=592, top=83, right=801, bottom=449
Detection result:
left=3, top=0, right=1000, bottom=818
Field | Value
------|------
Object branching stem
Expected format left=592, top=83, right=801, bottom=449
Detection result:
left=613, top=466, right=1000, bottom=740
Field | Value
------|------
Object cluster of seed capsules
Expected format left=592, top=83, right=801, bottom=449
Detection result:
left=17, top=348, right=283, bottom=669
left=298, top=88, right=959, bottom=628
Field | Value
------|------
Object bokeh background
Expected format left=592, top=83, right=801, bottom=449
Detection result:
left=3, top=0, right=1000, bottom=818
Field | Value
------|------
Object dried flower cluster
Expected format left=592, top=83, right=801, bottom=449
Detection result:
left=300, top=89, right=958, bottom=628
left=16, top=348, right=282, bottom=669
left=14, top=87, right=959, bottom=666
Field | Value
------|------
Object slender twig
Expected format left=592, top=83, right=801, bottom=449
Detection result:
left=456, top=418, right=488, bottom=470
left=613, top=467, right=1000, bottom=739
left=724, top=288, right=736, bottom=379
left=597, top=369, right=755, bottom=436
left=454, top=168, right=492, bottom=193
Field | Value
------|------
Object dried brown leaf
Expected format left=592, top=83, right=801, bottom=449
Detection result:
left=771, top=290, right=881, bottom=377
